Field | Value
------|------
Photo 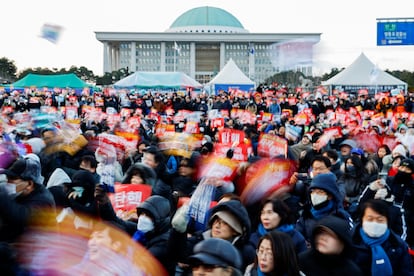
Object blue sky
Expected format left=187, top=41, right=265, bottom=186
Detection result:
left=1, top=0, right=413, bottom=76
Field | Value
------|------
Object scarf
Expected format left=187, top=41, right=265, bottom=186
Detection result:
left=258, top=223, right=295, bottom=236
left=310, top=200, right=334, bottom=220
left=359, top=227, right=392, bottom=276
left=132, top=230, right=147, bottom=245
left=256, top=267, right=265, bottom=276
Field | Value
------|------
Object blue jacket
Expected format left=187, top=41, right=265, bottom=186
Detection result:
left=351, top=223, right=414, bottom=276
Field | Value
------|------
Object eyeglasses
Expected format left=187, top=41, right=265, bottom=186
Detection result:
left=256, top=249, right=273, bottom=259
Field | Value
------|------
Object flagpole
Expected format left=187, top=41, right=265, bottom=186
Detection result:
left=174, top=44, right=176, bottom=72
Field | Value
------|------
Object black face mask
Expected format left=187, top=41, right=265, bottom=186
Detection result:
left=393, top=171, right=412, bottom=185
left=346, top=165, right=357, bottom=177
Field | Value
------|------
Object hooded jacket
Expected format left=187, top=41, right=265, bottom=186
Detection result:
left=169, top=200, right=255, bottom=273
left=296, top=173, right=353, bottom=243
left=299, top=215, right=363, bottom=276
left=121, top=163, right=156, bottom=186
left=136, top=195, right=174, bottom=274
left=46, top=168, right=72, bottom=208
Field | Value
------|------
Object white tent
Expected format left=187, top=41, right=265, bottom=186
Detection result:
left=208, top=58, right=255, bottom=94
left=322, top=53, right=407, bottom=94
left=113, top=71, right=203, bottom=89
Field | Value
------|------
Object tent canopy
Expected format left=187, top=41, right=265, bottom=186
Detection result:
left=208, top=58, right=255, bottom=93
left=114, top=71, right=202, bottom=89
left=12, top=73, right=91, bottom=89
left=322, top=53, right=407, bottom=91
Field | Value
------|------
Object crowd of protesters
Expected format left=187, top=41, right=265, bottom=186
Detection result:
left=0, top=84, right=414, bottom=275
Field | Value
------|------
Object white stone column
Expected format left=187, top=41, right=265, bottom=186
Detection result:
left=103, top=42, right=111, bottom=73
left=220, top=42, right=225, bottom=69
left=130, top=42, right=136, bottom=72
left=190, top=42, right=196, bottom=78
left=249, top=43, right=255, bottom=81
left=160, top=42, right=166, bottom=71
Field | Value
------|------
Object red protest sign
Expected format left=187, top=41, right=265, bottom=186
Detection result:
left=109, top=184, right=152, bottom=220
left=257, top=133, right=288, bottom=158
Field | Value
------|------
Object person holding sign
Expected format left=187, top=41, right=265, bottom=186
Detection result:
left=169, top=199, right=255, bottom=274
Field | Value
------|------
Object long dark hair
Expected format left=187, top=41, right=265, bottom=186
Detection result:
left=255, top=231, right=301, bottom=276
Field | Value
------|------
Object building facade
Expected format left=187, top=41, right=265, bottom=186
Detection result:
left=95, top=6, right=321, bottom=85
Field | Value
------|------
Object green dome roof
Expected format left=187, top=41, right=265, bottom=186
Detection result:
left=167, top=6, right=247, bottom=33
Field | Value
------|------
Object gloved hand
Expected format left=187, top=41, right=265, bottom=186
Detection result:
left=171, top=204, right=190, bottom=233
left=374, top=188, right=388, bottom=200
left=369, top=179, right=385, bottom=191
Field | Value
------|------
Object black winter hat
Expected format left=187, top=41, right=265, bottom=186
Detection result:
left=188, top=238, right=242, bottom=269
left=400, top=158, right=414, bottom=172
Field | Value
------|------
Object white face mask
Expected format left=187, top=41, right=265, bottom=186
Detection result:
left=362, top=221, right=388, bottom=238
left=137, top=215, right=154, bottom=233
left=4, top=183, right=16, bottom=194
left=310, top=193, right=328, bottom=206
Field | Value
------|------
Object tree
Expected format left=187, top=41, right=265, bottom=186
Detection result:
left=0, top=57, right=18, bottom=83
left=68, top=66, right=96, bottom=83
left=320, top=67, right=344, bottom=81
left=264, top=70, right=307, bottom=89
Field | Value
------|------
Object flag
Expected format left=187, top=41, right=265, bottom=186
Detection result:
left=369, top=64, right=380, bottom=83
left=40, top=23, right=63, bottom=44
left=173, top=41, right=181, bottom=55
left=249, top=45, right=255, bottom=55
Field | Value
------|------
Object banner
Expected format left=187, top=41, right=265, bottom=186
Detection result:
left=239, top=158, right=297, bottom=205
left=257, top=133, right=288, bottom=158
left=109, top=184, right=152, bottom=220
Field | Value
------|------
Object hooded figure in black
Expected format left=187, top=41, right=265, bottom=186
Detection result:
left=296, top=172, right=353, bottom=243
left=66, top=170, right=98, bottom=217
left=121, top=163, right=156, bottom=187
left=169, top=199, right=255, bottom=274
left=299, top=215, right=363, bottom=276
left=133, top=195, right=174, bottom=274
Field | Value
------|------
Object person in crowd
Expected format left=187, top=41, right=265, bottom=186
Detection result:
left=358, top=175, right=404, bottom=238
left=188, top=238, right=243, bottom=276
left=289, top=133, right=313, bottom=162
left=141, top=145, right=172, bottom=200
left=297, top=133, right=324, bottom=174
left=121, top=162, right=156, bottom=186
left=381, top=143, right=408, bottom=174
left=322, top=149, right=343, bottom=180
left=296, top=172, right=352, bottom=244
left=172, top=153, right=200, bottom=198
left=351, top=199, right=414, bottom=276
left=249, top=198, right=307, bottom=255
left=337, top=155, right=370, bottom=218
left=79, top=154, right=100, bottom=184
left=337, top=139, right=357, bottom=163
left=371, top=144, right=391, bottom=173
left=66, top=169, right=99, bottom=217
left=299, top=215, right=363, bottom=276
left=0, top=157, right=56, bottom=242
left=350, top=147, right=379, bottom=180
left=245, top=231, right=303, bottom=276
left=289, top=155, right=332, bottom=214
left=268, top=97, right=281, bottom=117
left=38, top=127, right=73, bottom=184
left=169, top=199, right=255, bottom=273
left=45, top=167, right=72, bottom=209
left=133, top=195, right=175, bottom=274
left=387, top=158, right=414, bottom=248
